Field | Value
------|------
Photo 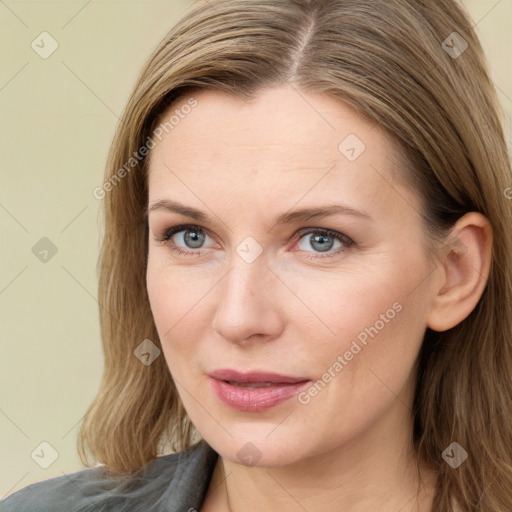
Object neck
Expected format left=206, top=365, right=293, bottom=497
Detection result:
left=215, top=449, right=436, bottom=512
left=201, top=398, right=437, bottom=512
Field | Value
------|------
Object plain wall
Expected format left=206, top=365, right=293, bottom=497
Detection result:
left=1, top=0, right=511, bottom=498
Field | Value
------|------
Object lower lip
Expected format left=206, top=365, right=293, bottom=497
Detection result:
left=210, top=378, right=310, bottom=411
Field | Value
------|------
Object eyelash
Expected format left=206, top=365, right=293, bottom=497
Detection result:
left=154, top=224, right=354, bottom=260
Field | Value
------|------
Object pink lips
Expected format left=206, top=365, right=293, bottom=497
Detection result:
left=209, top=369, right=311, bottom=411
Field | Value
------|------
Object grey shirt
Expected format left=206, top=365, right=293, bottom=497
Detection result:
left=0, top=440, right=218, bottom=512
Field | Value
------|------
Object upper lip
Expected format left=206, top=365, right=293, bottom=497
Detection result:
left=209, top=369, right=310, bottom=384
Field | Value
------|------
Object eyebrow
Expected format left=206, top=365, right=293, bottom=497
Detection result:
left=146, top=199, right=373, bottom=225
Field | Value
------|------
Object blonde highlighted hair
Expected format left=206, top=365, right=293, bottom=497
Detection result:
left=78, top=1, right=512, bottom=510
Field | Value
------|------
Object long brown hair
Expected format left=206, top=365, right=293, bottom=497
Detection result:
left=78, top=1, right=512, bottom=510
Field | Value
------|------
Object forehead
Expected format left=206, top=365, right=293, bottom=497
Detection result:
left=152, top=86, right=385, bottom=160
left=147, top=86, right=419, bottom=223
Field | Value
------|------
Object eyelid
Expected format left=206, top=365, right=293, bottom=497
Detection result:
left=154, top=224, right=217, bottom=248
left=292, top=226, right=353, bottom=245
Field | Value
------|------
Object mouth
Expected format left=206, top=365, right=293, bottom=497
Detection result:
left=224, top=381, right=276, bottom=388
left=209, top=369, right=309, bottom=384
left=208, top=369, right=311, bottom=411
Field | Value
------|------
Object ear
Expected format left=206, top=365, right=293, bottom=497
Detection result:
left=426, top=212, right=493, bottom=332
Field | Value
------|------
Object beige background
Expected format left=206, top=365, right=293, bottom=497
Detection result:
left=1, top=0, right=511, bottom=498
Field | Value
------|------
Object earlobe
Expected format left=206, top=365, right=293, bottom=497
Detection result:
left=426, top=212, right=493, bottom=332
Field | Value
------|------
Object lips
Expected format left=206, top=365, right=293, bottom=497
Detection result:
left=209, top=369, right=311, bottom=411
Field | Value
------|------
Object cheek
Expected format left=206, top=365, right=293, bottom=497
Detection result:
left=146, top=260, right=216, bottom=371
left=289, top=255, right=430, bottom=406
left=285, top=255, right=427, bottom=354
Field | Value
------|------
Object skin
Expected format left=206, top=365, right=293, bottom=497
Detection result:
left=145, top=86, right=492, bottom=512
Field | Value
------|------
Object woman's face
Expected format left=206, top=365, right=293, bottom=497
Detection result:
left=146, top=86, right=440, bottom=466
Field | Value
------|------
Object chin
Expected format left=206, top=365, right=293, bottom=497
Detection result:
left=203, top=429, right=314, bottom=468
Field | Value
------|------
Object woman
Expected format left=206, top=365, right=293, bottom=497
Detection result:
left=2, top=0, right=511, bottom=510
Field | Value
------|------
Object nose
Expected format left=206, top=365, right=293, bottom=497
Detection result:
left=211, top=256, right=284, bottom=344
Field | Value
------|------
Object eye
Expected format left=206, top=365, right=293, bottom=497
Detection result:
left=153, top=224, right=354, bottom=259
left=154, top=224, right=215, bottom=256
left=293, top=228, right=354, bottom=259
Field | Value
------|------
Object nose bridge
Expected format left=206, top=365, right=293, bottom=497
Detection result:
left=221, top=230, right=270, bottom=300
left=220, top=252, right=268, bottom=314
left=211, top=249, right=283, bottom=342
left=224, top=260, right=256, bottom=304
